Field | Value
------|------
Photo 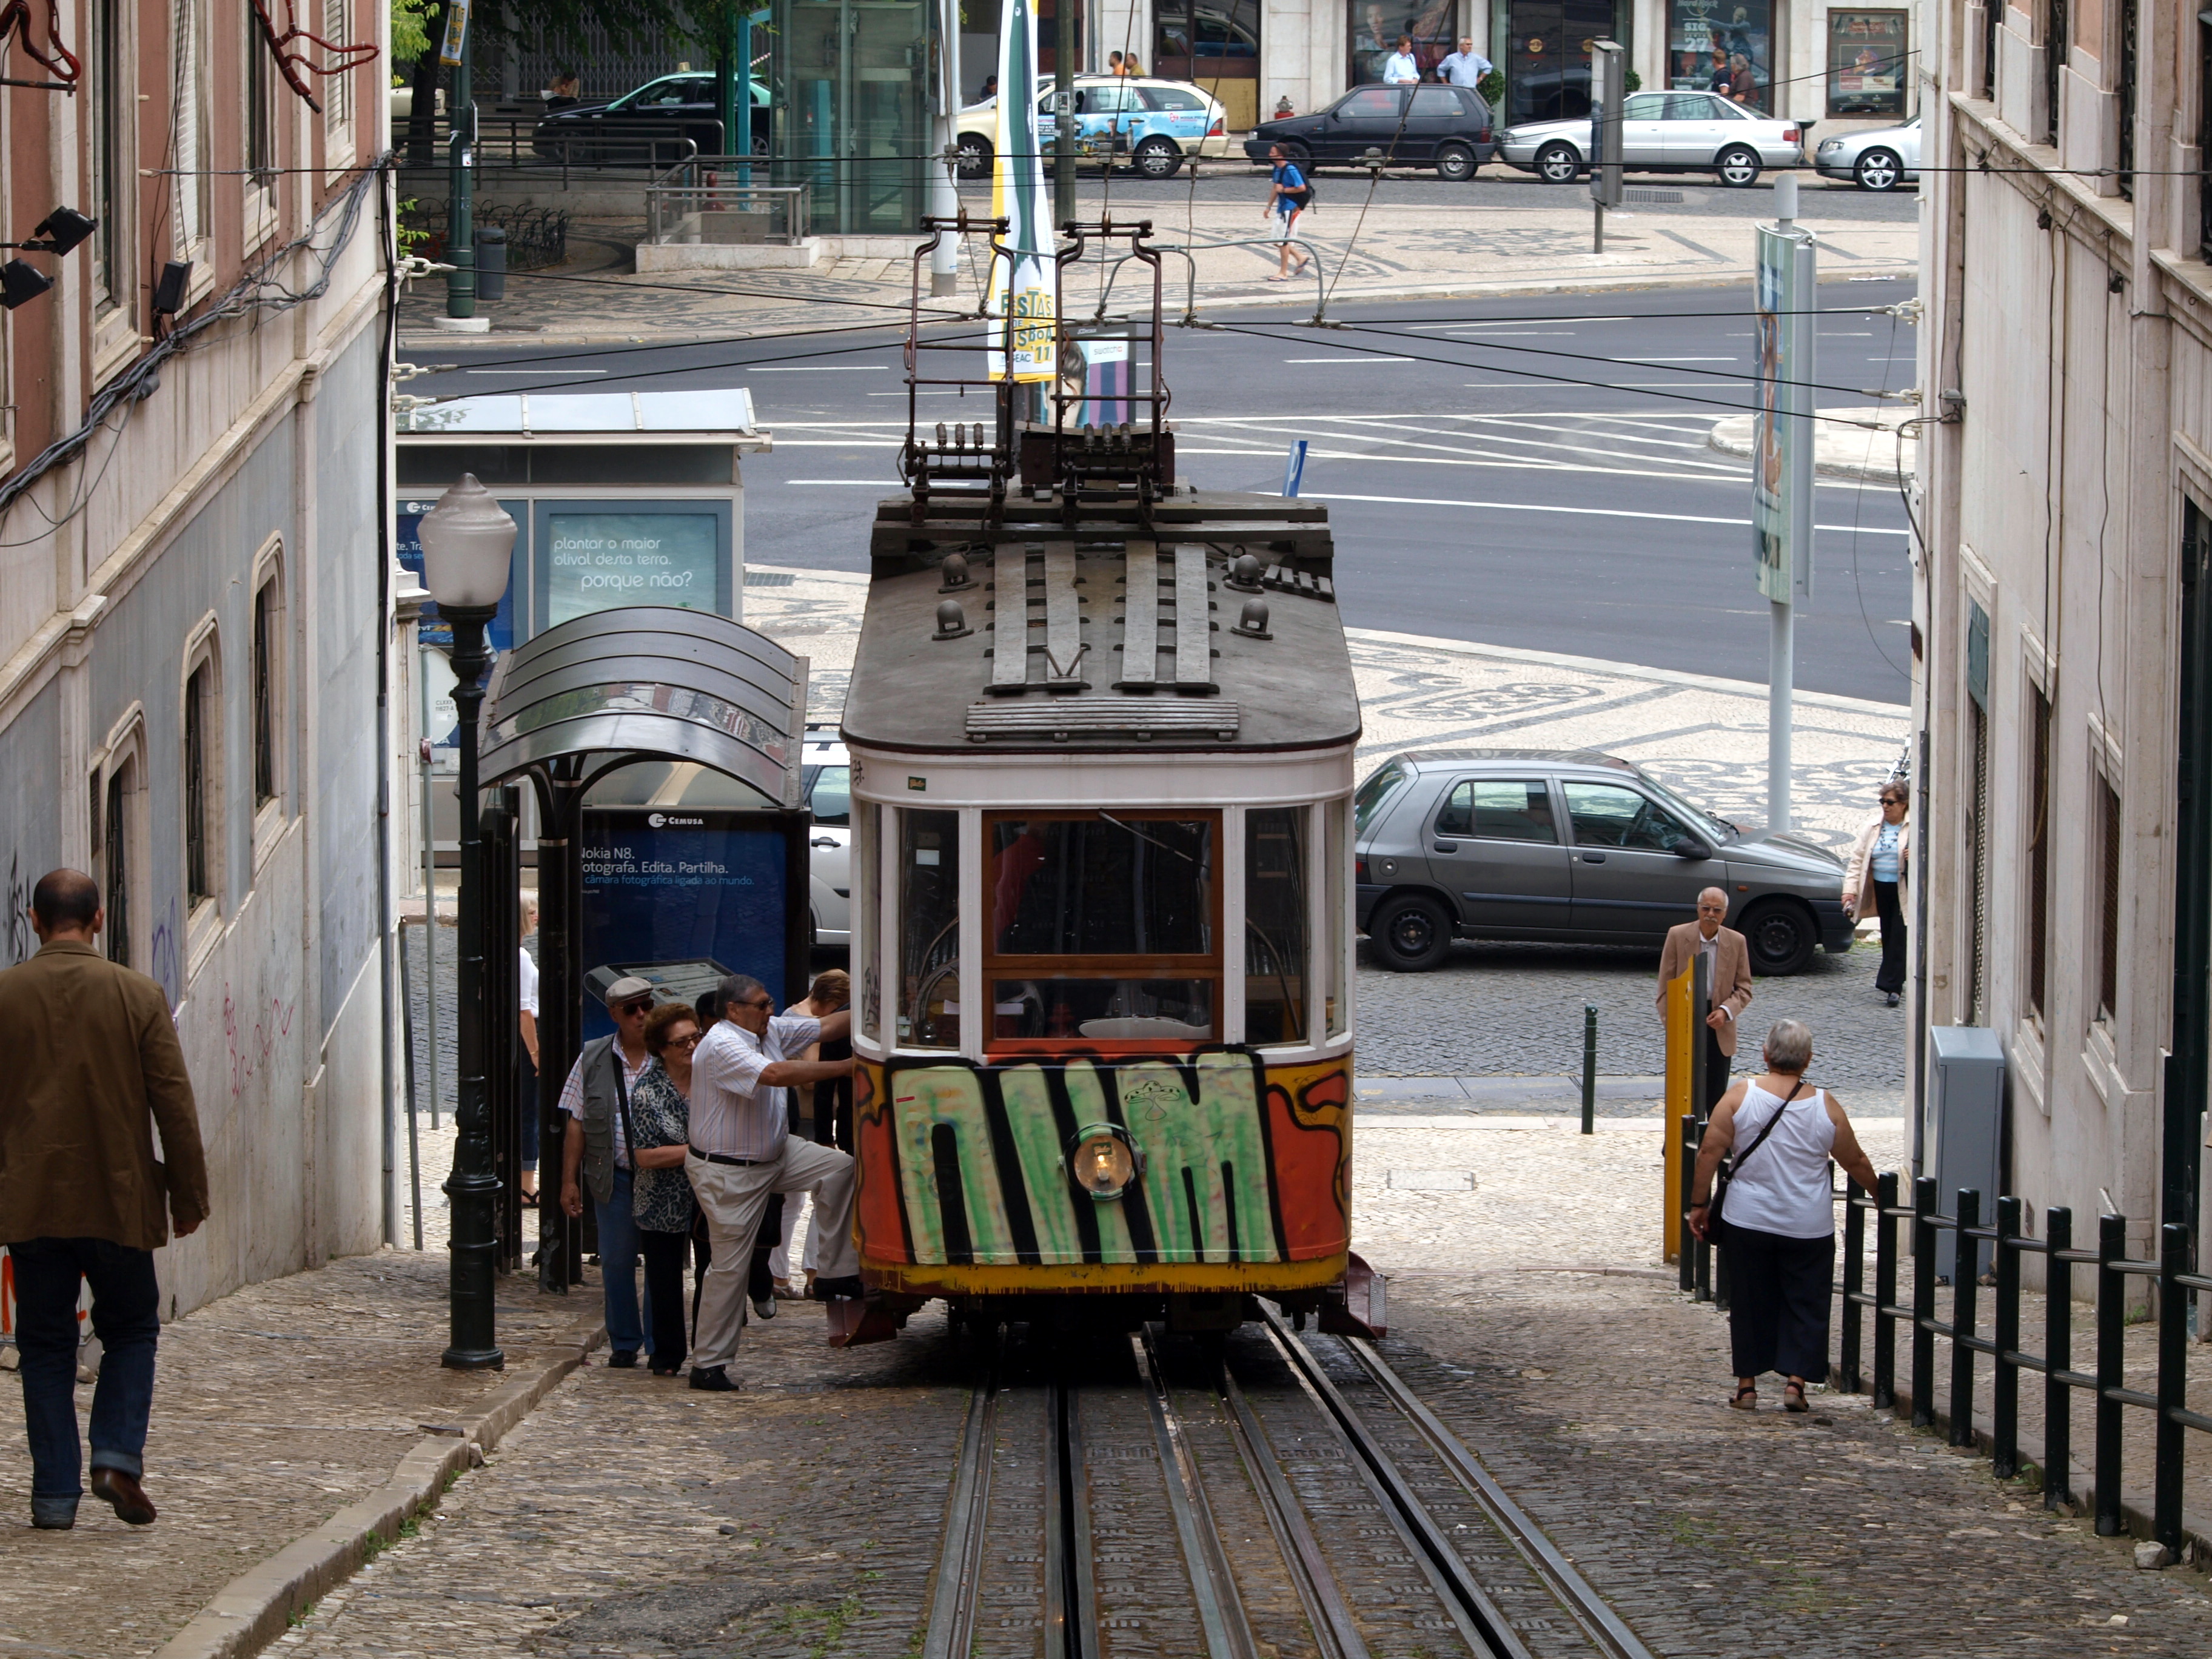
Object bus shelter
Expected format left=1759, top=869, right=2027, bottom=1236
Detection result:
left=475, top=603, right=813, bottom=1284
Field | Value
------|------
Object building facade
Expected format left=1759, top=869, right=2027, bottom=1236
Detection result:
left=0, top=0, right=394, bottom=1315
left=1914, top=0, right=2210, bottom=1262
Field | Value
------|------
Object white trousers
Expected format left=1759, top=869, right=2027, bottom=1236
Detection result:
left=686, top=1135, right=858, bottom=1372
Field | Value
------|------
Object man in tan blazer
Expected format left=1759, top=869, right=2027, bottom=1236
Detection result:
left=0, top=869, right=207, bottom=1530
left=1655, top=886, right=1755, bottom=1111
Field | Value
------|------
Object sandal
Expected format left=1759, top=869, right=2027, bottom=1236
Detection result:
left=1783, top=1380, right=1811, bottom=1413
left=1729, top=1381, right=1758, bottom=1410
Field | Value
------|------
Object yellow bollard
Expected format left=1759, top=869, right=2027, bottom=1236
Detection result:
left=1662, top=965, right=1694, bottom=1262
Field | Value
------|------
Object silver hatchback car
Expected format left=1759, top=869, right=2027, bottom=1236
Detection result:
left=1812, top=115, right=1920, bottom=191
left=1353, top=748, right=1851, bottom=974
left=1496, top=90, right=1808, bottom=187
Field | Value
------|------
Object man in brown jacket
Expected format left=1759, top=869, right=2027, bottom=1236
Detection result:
left=0, top=870, right=207, bottom=1530
left=1656, top=886, right=1755, bottom=1111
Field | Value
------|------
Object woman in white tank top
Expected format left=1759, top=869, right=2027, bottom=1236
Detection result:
left=1686, top=1019, right=1881, bottom=1413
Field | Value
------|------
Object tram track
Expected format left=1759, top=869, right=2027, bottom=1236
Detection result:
left=920, top=1315, right=1652, bottom=1659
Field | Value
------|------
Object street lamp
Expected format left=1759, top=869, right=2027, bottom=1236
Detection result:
left=417, top=473, right=514, bottom=1370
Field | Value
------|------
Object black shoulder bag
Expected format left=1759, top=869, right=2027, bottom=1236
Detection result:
left=1708, top=1079, right=1806, bottom=1235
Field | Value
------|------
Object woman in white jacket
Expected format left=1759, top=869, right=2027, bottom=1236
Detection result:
left=1842, top=783, right=1911, bottom=1006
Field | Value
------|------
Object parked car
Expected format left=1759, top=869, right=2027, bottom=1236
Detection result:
left=803, top=729, right=851, bottom=947
left=956, top=75, right=1230, bottom=179
left=1496, top=90, right=1808, bottom=187
left=532, top=72, right=771, bottom=164
left=1242, top=82, right=1496, bottom=181
left=1352, top=748, right=1851, bottom=974
left=1814, top=114, right=1920, bottom=191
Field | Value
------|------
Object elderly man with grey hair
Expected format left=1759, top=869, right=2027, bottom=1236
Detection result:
left=1685, top=1019, right=1879, bottom=1412
left=1656, top=886, right=1754, bottom=1110
left=683, top=973, right=857, bottom=1391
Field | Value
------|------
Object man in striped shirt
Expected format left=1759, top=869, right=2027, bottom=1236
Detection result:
left=684, top=973, right=857, bottom=1390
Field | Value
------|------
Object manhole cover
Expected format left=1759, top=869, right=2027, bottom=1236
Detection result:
left=1623, top=188, right=1684, bottom=204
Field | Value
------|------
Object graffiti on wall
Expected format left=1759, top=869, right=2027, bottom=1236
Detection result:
left=149, top=896, right=181, bottom=1010
left=3, top=853, right=29, bottom=967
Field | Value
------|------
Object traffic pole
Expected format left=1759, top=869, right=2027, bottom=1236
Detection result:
left=1758, top=171, right=1814, bottom=832
left=439, top=0, right=480, bottom=329
left=932, top=0, right=962, bottom=295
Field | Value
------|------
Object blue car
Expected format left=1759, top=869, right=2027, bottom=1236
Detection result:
left=957, top=75, right=1230, bottom=179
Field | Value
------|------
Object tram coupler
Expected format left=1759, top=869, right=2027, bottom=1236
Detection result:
left=825, top=1290, right=926, bottom=1348
left=1165, top=1292, right=1251, bottom=1334
left=1316, top=1252, right=1388, bottom=1340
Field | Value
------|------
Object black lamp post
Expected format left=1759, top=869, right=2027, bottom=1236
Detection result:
left=417, top=473, right=515, bottom=1370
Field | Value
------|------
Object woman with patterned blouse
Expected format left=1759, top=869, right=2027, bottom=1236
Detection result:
left=631, top=1003, right=707, bottom=1376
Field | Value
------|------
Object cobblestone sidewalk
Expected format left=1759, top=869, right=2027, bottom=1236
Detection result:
left=398, top=195, right=1915, bottom=345
left=0, top=1242, right=598, bottom=1657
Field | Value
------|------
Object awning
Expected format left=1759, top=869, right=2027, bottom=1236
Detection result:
left=478, top=604, right=806, bottom=806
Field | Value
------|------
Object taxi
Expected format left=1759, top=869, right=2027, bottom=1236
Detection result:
left=955, top=74, right=1231, bottom=179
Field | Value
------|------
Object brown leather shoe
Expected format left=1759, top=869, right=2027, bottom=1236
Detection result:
left=90, top=1469, right=156, bottom=1525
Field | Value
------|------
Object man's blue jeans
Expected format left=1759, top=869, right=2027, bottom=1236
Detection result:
left=8, top=1238, right=161, bottom=1526
left=594, top=1168, right=652, bottom=1356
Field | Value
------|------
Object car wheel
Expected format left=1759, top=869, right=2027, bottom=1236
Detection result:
left=1535, top=140, right=1581, bottom=184
left=954, top=134, right=992, bottom=178
left=1133, top=135, right=1182, bottom=179
left=1368, top=893, right=1454, bottom=971
left=1435, top=141, right=1476, bottom=182
left=1715, top=143, right=1763, bottom=187
left=1854, top=147, right=1902, bottom=192
left=1740, top=898, right=1816, bottom=975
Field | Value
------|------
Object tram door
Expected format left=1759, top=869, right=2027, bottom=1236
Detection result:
left=1503, top=0, right=1618, bottom=124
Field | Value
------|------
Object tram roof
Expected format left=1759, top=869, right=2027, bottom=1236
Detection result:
left=477, top=604, right=806, bottom=806
left=843, top=501, right=1360, bottom=756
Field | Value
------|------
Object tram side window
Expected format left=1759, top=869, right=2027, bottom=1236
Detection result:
left=900, top=809, right=961, bottom=1048
left=857, top=800, right=882, bottom=1045
left=1326, top=796, right=1348, bottom=1040
left=985, top=811, right=1219, bottom=1045
left=1245, top=806, right=1309, bottom=1045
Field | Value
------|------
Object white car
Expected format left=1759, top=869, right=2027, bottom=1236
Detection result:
left=803, top=730, right=851, bottom=947
left=1496, top=90, right=1809, bottom=187
left=956, top=75, right=1231, bottom=179
left=1813, top=115, right=1920, bottom=191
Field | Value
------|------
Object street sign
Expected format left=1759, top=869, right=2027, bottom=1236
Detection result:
left=437, top=0, right=469, bottom=66
left=1589, top=42, right=1624, bottom=209
left=1282, top=439, right=1309, bottom=498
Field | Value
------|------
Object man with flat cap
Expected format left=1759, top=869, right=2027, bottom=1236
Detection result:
left=0, top=869, right=207, bottom=1530
left=559, top=975, right=660, bottom=1367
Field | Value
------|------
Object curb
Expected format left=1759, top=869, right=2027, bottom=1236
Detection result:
left=152, top=1320, right=606, bottom=1659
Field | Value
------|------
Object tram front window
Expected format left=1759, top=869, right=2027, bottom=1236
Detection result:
left=986, top=812, right=1219, bottom=1048
left=900, top=809, right=960, bottom=1048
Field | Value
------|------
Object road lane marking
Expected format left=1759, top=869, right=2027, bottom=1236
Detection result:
left=1282, top=355, right=1414, bottom=363
left=748, top=364, right=893, bottom=372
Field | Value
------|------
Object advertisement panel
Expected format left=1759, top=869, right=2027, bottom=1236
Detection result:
left=397, top=496, right=523, bottom=650
left=1752, top=224, right=1814, bottom=604
left=543, top=511, right=722, bottom=629
left=578, top=808, right=799, bottom=1043
left=987, top=0, right=1056, bottom=383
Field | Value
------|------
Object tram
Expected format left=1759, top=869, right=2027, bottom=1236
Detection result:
left=833, top=217, right=1376, bottom=1342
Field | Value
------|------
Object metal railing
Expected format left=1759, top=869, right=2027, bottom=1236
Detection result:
left=643, top=159, right=809, bottom=247
left=392, top=112, right=713, bottom=183
left=1676, top=1117, right=2212, bottom=1558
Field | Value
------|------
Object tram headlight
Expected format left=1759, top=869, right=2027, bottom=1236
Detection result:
left=1068, top=1124, right=1142, bottom=1201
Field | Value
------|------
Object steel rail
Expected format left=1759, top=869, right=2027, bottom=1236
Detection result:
left=1215, top=1355, right=1373, bottom=1659
left=1255, top=1306, right=1531, bottom=1659
left=1335, top=1334, right=1657, bottom=1659
left=1133, top=1328, right=1263, bottom=1659
left=1045, top=1381, right=1100, bottom=1659
left=919, top=1349, right=1002, bottom=1659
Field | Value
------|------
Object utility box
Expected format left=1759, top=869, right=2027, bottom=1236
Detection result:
left=1929, top=1025, right=2006, bottom=1276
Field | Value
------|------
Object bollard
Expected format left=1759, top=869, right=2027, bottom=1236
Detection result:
left=1949, top=1189, right=1980, bottom=1448
left=2094, top=1212, right=2127, bottom=1535
left=1872, top=1171, right=1899, bottom=1409
left=1580, top=1004, right=1597, bottom=1134
left=1911, top=1176, right=1937, bottom=1428
left=2156, top=1222, right=2188, bottom=1553
left=1992, top=1195, right=2022, bottom=1480
left=2043, top=1206, right=2074, bottom=1510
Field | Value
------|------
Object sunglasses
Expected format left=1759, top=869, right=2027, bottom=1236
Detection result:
left=617, top=999, right=653, bottom=1017
left=741, top=996, right=775, bottom=1013
left=668, top=1031, right=703, bottom=1048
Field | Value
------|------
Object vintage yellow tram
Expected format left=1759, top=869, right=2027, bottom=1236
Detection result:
left=835, top=219, right=1374, bottom=1339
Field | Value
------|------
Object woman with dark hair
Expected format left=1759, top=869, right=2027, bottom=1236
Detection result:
left=1687, top=1021, right=1880, bottom=1413
left=630, top=1002, right=709, bottom=1376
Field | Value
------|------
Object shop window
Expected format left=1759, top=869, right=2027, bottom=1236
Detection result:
left=985, top=811, right=1218, bottom=1048
left=1826, top=9, right=1907, bottom=118
left=1666, top=0, right=1772, bottom=113
left=1350, top=0, right=1456, bottom=89
left=1158, top=0, right=1261, bottom=129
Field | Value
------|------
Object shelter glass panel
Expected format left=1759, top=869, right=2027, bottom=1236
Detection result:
left=900, top=808, right=960, bottom=1048
left=773, top=0, right=931, bottom=233
left=1245, top=806, right=1309, bottom=1046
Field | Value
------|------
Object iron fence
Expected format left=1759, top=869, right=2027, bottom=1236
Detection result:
left=393, top=112, right=713, bottom=181
left=401, top=200, right=571, bottom=269
left=643, top=160, right=809, bottom=247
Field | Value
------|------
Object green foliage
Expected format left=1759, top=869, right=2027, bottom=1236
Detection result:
left=475, top=0, right=712, bottom=62
left=1475, top=68, right=1503, bottom=107
left=391, top=0, right=435, bottom=62
left=1624, top=68, right=1641, bottom=92
left=395, top=198, right=434, bottom=256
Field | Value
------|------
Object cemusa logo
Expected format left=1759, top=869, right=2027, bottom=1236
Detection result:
left=646, top=813, right=705, bottom=828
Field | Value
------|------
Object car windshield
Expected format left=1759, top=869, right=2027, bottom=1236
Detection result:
left=1353, top=758, right=1410, bottom=837
left=1634, top=772, right=1735, bottom=842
